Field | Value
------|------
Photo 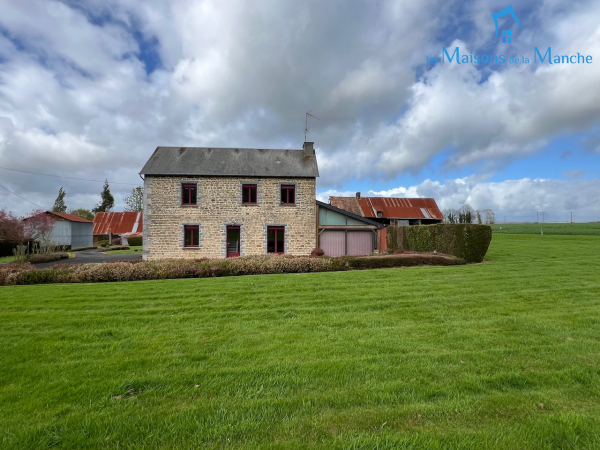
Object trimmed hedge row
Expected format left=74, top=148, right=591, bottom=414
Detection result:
left=0, top=253, right=466, bottom=286
left=387, top=224, right=492, bottom=263
left=29, top=253, right=69, bottom=264
left=127, top=237, right=142, bottom=246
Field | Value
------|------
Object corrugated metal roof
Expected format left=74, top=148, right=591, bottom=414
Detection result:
left=358, top=197, right=444, bottom=220
left=48, top=212, right=92, bottom=223
left=93, top=212, right=143, bottom=235
left=329, top=197, right=443, bottom=220
left=140, top=147, right=319, bottom=177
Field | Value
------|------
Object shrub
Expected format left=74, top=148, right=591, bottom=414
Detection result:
left=96, top=240, right=110, bottom=248
left=0, top=263, right=36, bottom=285
left=98, top=245, right=130, bottom=252
left=310, top=248, right=325, bottom=257
left=112, top=238, right=121, bottom=245
left=387, top=224, right=492, bottom=263
left=344, top=254, right=465, bottom=270
left=0, top=253, right=466, bottom=286
left=127, top=237, right=142, bottom=246
left=28, top=253, right=69, bottom=264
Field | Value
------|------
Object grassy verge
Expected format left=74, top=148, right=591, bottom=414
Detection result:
left=0, top=234, right=599, bottom=449
left=491, top=222, right=600, bottom=235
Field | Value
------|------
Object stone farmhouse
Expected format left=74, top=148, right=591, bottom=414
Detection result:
left=139, top=143, right=318, bottom=260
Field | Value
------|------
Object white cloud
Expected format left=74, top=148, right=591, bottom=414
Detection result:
left=359, top=176, right=600, bottom=222
left=0, top=0, right=599, bottom=217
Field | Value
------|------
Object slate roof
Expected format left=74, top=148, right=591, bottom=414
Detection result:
left=329, top=196, right=444, bottom=220
left=140, top=147, right=319, bottom=177
left=93, top=212, right=143, bottom=235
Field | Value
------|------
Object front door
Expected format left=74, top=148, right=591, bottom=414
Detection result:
left=226, top=226, right=240, bottom=257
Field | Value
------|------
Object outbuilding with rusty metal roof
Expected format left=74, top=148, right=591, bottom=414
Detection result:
left=329, top=193, right=444, bottom=225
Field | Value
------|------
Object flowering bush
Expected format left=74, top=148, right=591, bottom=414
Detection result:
left=0, top=253, right=466, bottom=286
left=28, top=253, right=69, bottom=264
left=112, top=238, right=121, bottom=245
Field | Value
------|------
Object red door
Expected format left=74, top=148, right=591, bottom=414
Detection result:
left=227, top=226, right=240, bottom=257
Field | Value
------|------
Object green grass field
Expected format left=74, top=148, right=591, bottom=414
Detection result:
left=491, top=222, right=600, bottom=235
left=1, top=234, right=600, bottom=449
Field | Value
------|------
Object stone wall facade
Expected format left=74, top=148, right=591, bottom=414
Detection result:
left=143, top=176, right=316, bottom=260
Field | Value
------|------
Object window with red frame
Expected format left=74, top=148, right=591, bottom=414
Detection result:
left=267, top=226, right=285, bottom=254
left=280, top=185, right=295, bottom=205
left=181, top=183, right=197, bottom=205
left=184, top=225, right=199, bottom=247
left=242, top=184, right=257, bottom=204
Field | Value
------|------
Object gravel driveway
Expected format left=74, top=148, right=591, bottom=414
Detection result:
left=33, top=249, right=142, bottom=269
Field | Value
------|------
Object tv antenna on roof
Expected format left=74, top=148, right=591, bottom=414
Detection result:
left=304, top=111, right=319, bottom=141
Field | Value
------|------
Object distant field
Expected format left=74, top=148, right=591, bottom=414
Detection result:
left=1, top=234, right=600, bottom=449
left=491, top=222, right=600, bottom=235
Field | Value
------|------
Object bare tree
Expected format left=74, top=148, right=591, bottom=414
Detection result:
left=459, top=204, right=475, bottom=224
left=443, top=208, right=459, bottom=224
left=480, top=209, right=495, bottom=224
left=124, top=186, right=144, bottom=212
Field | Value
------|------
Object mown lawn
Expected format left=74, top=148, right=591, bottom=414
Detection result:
left=0, top=255, right=16, bottom=264
left=1, top=234, right=599, bottom=449
left=491, top=222, right=600, bottom=235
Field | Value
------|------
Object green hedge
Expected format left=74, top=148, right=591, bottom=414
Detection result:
left=0, top=240, right=34, bottom=257
left=127, top=237, right=142, bottom=246
left=0, top=253, right=466, bottom=286
left=387, top=224, right=492, bottom=263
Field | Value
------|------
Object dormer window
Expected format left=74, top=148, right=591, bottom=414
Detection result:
left=182, top=183, right=197, bottom=206
left=376, top=211, right=383, bottom=218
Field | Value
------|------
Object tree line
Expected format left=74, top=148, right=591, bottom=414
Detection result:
left=442, top=205, right=495, bottom=224
left=51, top=182, right=143, bottom=220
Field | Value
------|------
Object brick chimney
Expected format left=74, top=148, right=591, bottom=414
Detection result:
left=356, top=192, right=361, bottom=199
left=302, top=142, right=315, bottom=156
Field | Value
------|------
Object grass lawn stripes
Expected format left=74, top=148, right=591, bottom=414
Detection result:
left=0, top=234, right=599, bottom=448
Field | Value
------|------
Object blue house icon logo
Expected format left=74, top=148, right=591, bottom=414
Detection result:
left=492, top=5, right=523, bottom=43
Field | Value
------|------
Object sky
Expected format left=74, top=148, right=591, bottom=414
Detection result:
left=0, top=0, right=599, bottom=222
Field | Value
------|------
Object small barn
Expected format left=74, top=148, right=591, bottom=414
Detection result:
left=316, top=201, right=383, bottom=257
left=35, top=212, right=93, bottom=249
left=93, top=212, right=143, bottom=245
